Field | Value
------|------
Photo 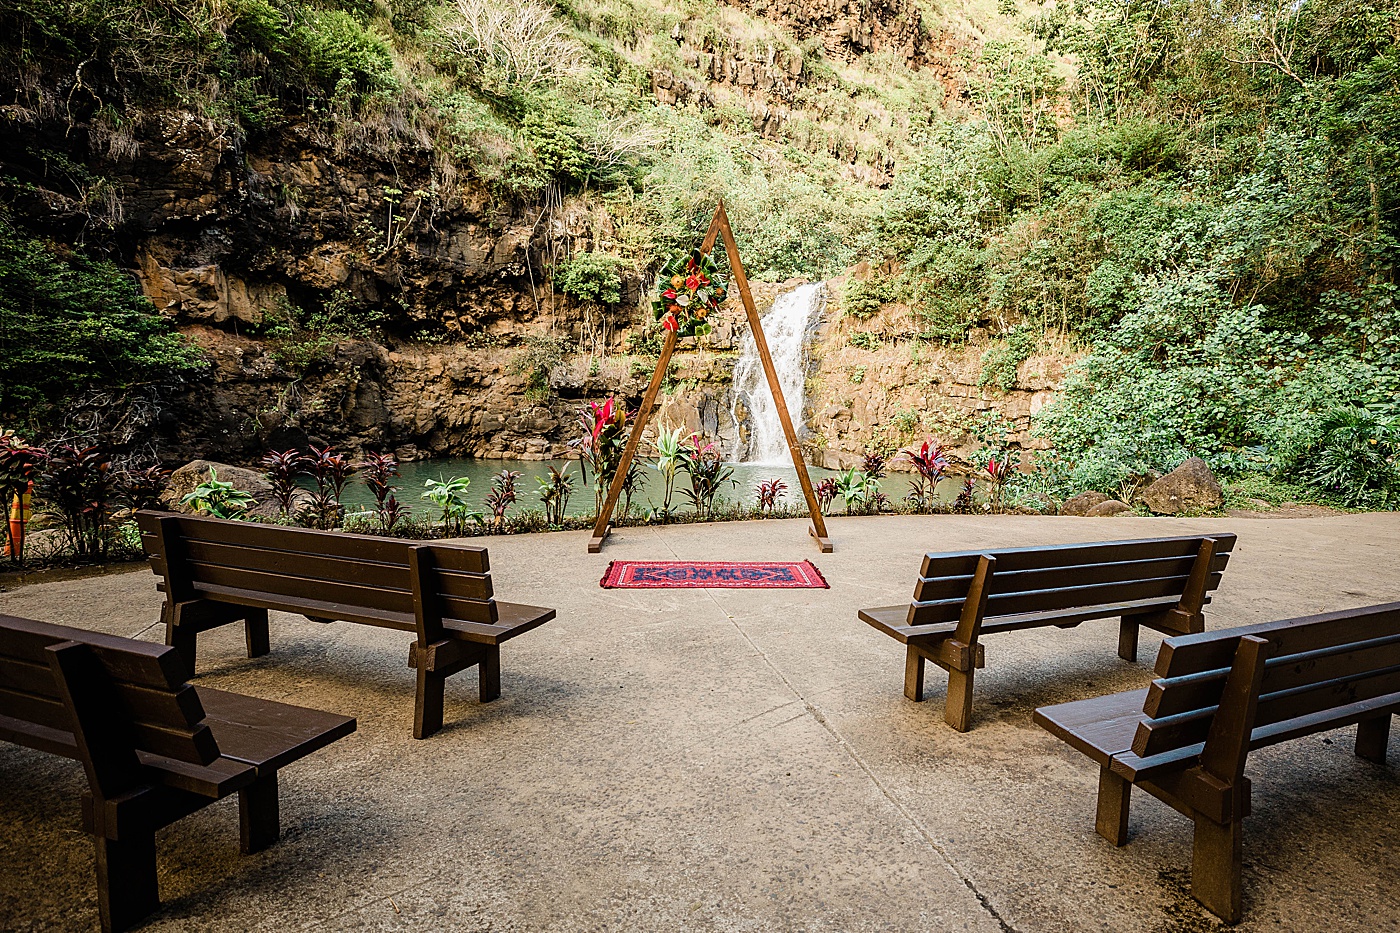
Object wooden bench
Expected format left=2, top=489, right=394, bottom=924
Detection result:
left=859, top=534, right=1236, bottom=731
left=135, top=510, right=556, bottom=739
left=1035, top=602, right=1400, bottom=922
left=0, top=613, right=355, bottom=932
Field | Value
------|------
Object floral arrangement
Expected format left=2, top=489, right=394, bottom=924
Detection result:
left=652, top=249, right=727, bottom=338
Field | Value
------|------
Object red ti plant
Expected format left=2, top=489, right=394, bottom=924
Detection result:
left=484, top=469, right=521, bottom=530
left=261, top=449, right=307, bottom=519
left=814, top=478, right=838, bottom=513
left=0, top=434, right=46, bottom=563
left=358, top=451, right=402, bottom=530
left=900, top=441, right=949, bottom=512
left=116, top=465, right=172, bottom=512
left=755, top=477, right=787, bottom=513
left=38, top=445, right=114, bottom=560
left=861, top=450, right=888, bottom=480
left=985, top=455, right=1012, bottom=514
left=304, top=445, right=356, bottom=529
left=573, top=397, right=630, bottom=514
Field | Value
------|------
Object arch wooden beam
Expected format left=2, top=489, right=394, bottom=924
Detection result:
left=589, top=200, right=831, bottom=553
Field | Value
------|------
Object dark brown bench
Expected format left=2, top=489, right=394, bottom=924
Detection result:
left=859, top=534, right=1236, bottom=731
left=0, top=613, right=355, bottom=932
left=135, top=511, right=556, bottom=739
left=1036, top=602, right=1399, bottom=922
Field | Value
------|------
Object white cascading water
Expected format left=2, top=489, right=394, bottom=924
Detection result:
left=730, top=281, right=828, bottom=463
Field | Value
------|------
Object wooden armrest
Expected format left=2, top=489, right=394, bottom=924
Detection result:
left=1034, top=689, right=1150, bottom=768
left=195, top=688, right=357, bottom=775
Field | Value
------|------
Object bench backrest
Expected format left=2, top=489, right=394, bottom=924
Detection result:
left=0, top=614, right=219, bottom=789
left=1133, top=602, right=1400, bottom=761
left=135, top=511, right=499, bottom=631
left=907, top=534, right=1236, bottom=626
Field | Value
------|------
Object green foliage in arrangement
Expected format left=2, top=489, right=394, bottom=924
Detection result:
left=0, top=213, right=201, bottom=423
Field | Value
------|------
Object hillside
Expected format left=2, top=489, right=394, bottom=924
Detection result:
left=0, top=0, right=1397, bottom=507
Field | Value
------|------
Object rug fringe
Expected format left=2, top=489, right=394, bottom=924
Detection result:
left=803, top=560, right=831, bottom=589
left=599, top=560, right=618, bottom=588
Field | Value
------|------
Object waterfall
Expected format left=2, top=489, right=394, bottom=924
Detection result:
left=729, top=281, right=827, bottom=464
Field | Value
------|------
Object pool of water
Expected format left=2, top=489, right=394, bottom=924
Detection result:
left=318, top=458, right=958, bottom=519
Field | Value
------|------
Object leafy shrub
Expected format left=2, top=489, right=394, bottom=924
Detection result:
left=297, top=9, right=397, bottom=94
left=421, top=476, right=481, bottom=534
left=554, top=252, right=626, bottom=305
left=978, top=330, right=1037, bottom=392
left=38, top=445, right=115, bottom=560
left=1286, top=407, right=1399, bottom=508
left=0, top=213, right=201, bottom=425
left=510, top=334, right=569, bottom=404
left=842, top=277, right=896, bottom=320
left=847, top=331, right=881, bottom=351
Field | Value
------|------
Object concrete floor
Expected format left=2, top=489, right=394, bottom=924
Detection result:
left=1, top=513, right=1398, bottom=932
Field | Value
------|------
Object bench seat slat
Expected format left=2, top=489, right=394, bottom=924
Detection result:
left=148, top=536, right=413, bottom=591
left=913, top=552, right=1232, bottom=604
left=185, top=563, right=415, bottom=616
left=0, top=711, right=78, bottom=758
left=1155, top=602, right=1400, bottom=677
left=919, top=534, right=1235, bottom=579
left=1032, top=689, right=1147, bottom=767
left=0, top=616, right=186, bottom=687
left=911, top=572, right=1223, bottom=626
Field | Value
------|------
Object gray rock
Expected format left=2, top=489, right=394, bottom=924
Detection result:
left=1087, top=499, right=1133, bottom=517
left=1061, top=491, right=1110, bottom=516
left=162, top=460, right=274, bottom=516
left=1142, top=457, right=1224, bottom=515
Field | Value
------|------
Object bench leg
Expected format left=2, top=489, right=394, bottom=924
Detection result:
left=414, top=669, right=446, bottom=739
left=1117, top=618, right=1139, bottom=663
left=1191, top=814, right=1244, bottom=924
left=479, top=647, right=501, bottom=703
left=1356, top=716, right=1392, bottom=764
left=166, top=620, right=198, bottom=678
left=239, top=772, right=280, bottom=854
left=244, top=609, right=270, bottom=659
left=944, top=666, right=975, bottom=732
left=1095, top=767, right=1131, bottom=846
left=904, top=646, right=925, bottom=702
left=95, top=831, right=159, bottom=933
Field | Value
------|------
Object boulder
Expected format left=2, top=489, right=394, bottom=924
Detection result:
left=1141, top=458, right=1223, bottom=515
left=163, top=459, right=306, bottom=518
left=1062, top=491, right=1110, bottom=516
left=1087, top=499, right=1133, bottom=517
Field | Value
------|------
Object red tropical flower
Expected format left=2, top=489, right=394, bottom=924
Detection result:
left=685, top=275, right=700, bottom=290
left=663, top=313, right=679, bottom=332
left=662, top=289, right=677, bottom=300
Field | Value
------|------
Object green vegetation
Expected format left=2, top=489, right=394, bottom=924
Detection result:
left=0, top=212, right=201, bottom=425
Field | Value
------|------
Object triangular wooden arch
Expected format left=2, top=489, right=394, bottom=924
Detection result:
left=588, top=200, right=833, bottom=553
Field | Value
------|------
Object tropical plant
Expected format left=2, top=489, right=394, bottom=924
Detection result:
left=618, top=460, right=645, bottom=521
left=304, top=445, right=356, bottom=529
left=678, top=435, right=736, bottom=520
left=900, top=441, right=949, bottom=512
left=261, top=449, right=306, bottom=518
left=813, top=477, right=838, bottom=513
left=536, top=464, right=574, bottom=525
left=574, top=397, right=629, bottom=513
left=39, top=445, right=116, bottom=559
left=180, top=467, right=255, bottom=521
left=861, top=451, right=888, bottom=480
left=377, top=494, right=408, bottom=534
left=1290, top=407, right=1400, bottom=508
left=358, top=451, right=402, bottom=530
left=985, top=455, right=1013, bottom=514
left=422, top=476, right=481, bottom=535
left=755, top=478, right=787, bottom=513
left=115, top=465, right=171, bottom=512
left=484, top=469, right=522, bottom=529
left=953, top=477, right=977, bottom=514
left=835, top=467, right=882, bottom=515
left=653, top=427, right=688, bottom=520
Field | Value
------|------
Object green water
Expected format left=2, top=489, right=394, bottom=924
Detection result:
left=319, top=458, right=956, bottom=519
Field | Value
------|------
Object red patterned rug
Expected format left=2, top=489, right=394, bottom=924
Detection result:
left=599, top=560, right=829, bottom=589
